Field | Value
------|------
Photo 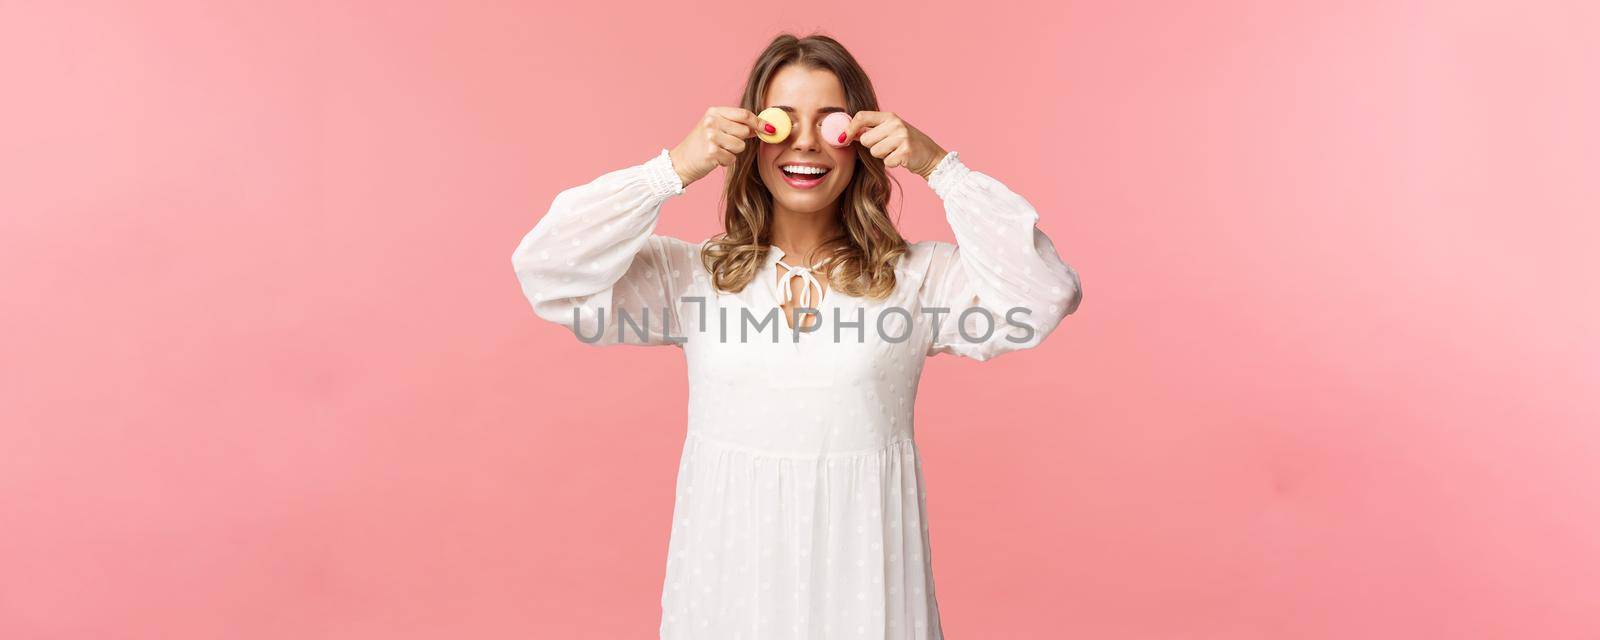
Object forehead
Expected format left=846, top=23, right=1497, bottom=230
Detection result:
left=762, top=65, right=846, bottom=108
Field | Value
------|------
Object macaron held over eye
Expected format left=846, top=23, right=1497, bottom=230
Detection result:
left=756, top=107, right=791, bottom=143
left=820, top=111, right=851, bottom=147
left=755, top=107, right=854, bottom=147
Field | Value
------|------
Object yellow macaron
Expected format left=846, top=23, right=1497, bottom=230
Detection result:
left=756, top=107, right=791, bottom=144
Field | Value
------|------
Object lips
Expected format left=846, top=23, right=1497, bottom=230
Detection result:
left=779, top=163, right=830, bottom=189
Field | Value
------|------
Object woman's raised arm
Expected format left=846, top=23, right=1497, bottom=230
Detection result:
left=510, top=149, right=700, bottom=347
left=916, top=151, right=1084, bottom=361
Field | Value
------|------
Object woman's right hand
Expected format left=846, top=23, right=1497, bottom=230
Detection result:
left=668, top=107, right=765, bottom=187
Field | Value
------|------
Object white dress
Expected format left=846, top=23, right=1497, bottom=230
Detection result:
left=511, top=149, right=1082, bottom=639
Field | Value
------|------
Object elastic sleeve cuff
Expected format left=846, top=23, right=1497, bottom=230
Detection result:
left=643, top=148, right=687, bottom=198
left=926, top=150, right=971, bottom=200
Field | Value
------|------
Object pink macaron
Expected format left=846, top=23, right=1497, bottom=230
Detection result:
left=820, top=112, right=852, bottom=147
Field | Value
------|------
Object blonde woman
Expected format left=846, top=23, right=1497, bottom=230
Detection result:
left=512, top=32, right=1082, bottom=639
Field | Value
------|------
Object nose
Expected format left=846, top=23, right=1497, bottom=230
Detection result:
left=789, top=115, right=821, bottom=151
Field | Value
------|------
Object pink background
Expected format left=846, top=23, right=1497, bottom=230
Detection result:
left=3, top=0, right=1598, bottom=637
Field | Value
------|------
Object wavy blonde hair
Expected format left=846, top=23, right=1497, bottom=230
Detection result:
left=700, top=33, right=908, bottom=300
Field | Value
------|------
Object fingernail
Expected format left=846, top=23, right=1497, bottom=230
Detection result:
left=838, top=132, right=847, bottom=143
left=764, top=122, right=776, bottom=134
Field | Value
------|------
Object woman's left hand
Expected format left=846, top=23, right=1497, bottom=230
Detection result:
left=847, top=111, right=948, bottom=179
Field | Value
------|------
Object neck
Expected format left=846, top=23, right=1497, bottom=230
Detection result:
left=769, top=202, right=843, bottom=267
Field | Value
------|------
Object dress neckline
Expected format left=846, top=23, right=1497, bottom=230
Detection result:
left=766, top=245, right=840, bottom=335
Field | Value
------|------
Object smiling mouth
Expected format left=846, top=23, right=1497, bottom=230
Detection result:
left=779, top=165, right=830, bottom=188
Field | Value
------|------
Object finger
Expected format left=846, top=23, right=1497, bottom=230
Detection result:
left=885, top=147, right=911, bottom=168
left=710, top=107, right=761, bottom=134
left=869, top=137, right=899, bottom=160
left=857, top=119, right=902, bottom=149
left=845, top=110, right=891, bottom=139
left=855, top=124, right=880, bottom=148
left=857, top=123, right=896, bottom=148
left=712, top=148, right=737, bottom=167
left=713, top=116, right=753, bottom=139
left=712, top=130, right=747, bottom=155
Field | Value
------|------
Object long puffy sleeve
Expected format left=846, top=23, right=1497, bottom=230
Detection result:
left=917, top=151, right=1084, bottom=361
left=511, top=149, right=702, bottom=347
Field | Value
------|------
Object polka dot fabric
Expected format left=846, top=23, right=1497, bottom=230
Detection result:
left=512, top=149, right=1082, bottom=638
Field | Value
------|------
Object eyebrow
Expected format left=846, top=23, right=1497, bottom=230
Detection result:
left=772, top=105, right=848, bottom=115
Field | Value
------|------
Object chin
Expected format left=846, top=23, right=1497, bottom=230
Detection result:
left=769, top=192, right=827, bottom=212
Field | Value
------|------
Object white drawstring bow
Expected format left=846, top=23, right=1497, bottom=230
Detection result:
left=774, top=259, right=828, bottom=309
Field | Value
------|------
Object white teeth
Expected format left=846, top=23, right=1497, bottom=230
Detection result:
left=781, top=165, right=828, bottom=176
